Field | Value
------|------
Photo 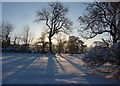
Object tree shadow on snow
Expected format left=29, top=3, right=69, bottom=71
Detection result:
left=2, top=53, right=120, bottom=84
left=46, top=54, right=58, bottom=76
left=60, top=55, right=120, bottom=84
left=2, top=53, right=45, bottom=84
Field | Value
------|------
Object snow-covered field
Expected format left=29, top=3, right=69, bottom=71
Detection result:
left=0, top=52, right=2, bottom=85
left=2, top=53, right=120, bottom=84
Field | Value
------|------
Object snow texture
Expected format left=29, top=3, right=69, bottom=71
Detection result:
left=2, top=53, right=120, bottom=84
left=0, top=52, right=2, bottom=85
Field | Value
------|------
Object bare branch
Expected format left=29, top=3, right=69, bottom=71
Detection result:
left=78, top=2, right=120, bottom=43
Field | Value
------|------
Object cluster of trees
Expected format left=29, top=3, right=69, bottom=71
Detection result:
left=1, top=23, right=86, bottom=55
left=35, top=33, right=86, bottom=54
left=55, top=35, right=86, bottom=55
left=0, top=21, right=86, bottom=54
left=1, top=22, right=13, bottom=48
left=0, top=23, right=34, bottom=53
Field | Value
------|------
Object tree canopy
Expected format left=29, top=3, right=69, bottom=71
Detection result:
left=35, top=2, right=72, bottom=53
left=78, top=2, right=120, bottom=43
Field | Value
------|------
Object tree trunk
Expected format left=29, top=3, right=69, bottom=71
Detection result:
left=42, top=42, right=45, bottom=53
left=58, top=45, right=61, bottom=55
left=113, top=36, right=117, bottom=43
left=49, top=36, right=52, bottom=53
left=81, top=45, right=83, bottom=54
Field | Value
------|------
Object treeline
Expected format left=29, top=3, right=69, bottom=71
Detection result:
left=0, top=23, right=34, bottom=53
left=0, top=22, right=87, bottom=54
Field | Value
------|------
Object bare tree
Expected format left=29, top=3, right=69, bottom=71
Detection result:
left=35, top=2, right=72, bottom=53
left=22, top=25, right=33, bottom=45
left=38, top=31, right=47, bottom=53
left=12, top=35, right=23, bottom=45
left=12, top=34, right=18, bottom=45
left=1, top=22, right=14, bottom=48
left=22, top=25, right=30, bottom=45
left=78, top=2, right=120, bottom=43
left=55, top=34, right=66, bottom=54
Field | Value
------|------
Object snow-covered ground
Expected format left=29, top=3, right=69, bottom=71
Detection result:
left=2, top=53, right=120, bottom=84
left=0, top=52, right=2, bottom=85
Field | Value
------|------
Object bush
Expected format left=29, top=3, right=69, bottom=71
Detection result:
left=82, top=46, right=113, bottom=66
left=82, top=42, right=120, bottom=79
left=83, top=42, right=120, bottom=66
left=110, top=42, right=120, bottom=65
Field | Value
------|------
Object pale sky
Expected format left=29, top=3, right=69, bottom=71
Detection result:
left=2, top=1, right=110, bottom=46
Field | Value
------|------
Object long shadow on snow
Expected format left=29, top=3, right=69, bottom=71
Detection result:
left=60, top=55, right=87, bottom=72
left=55, top=57, right=65, bottom=72
left=60, top=55, right=120, bottom=84
left=45, top=54, right=80, bottom=84
left=45, top=54, right=59, bottom=83
left=2, top=53, right=42, bottom=84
